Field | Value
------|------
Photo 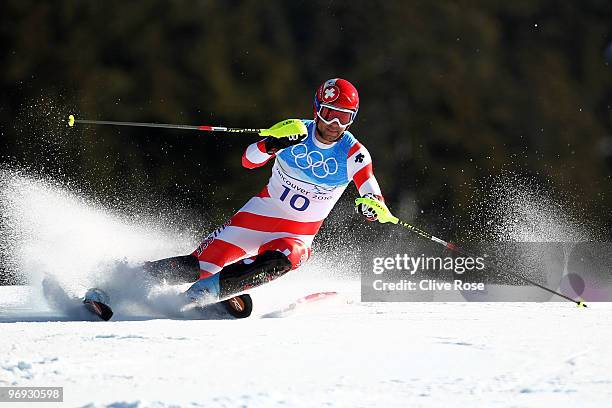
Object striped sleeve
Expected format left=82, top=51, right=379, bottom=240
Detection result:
left=347, top=142, right=383, bottom=198
left=242, top=140, right=274, bottom=169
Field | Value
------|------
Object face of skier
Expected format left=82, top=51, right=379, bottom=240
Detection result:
left=315, top=119, right=346, bottom=144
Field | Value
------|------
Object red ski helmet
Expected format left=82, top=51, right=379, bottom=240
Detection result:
left=314, top=78, right=359, bottom=127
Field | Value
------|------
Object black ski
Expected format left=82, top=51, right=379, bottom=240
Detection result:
left=83, top=288, right=114, bottom=321
left=222, top=294, right=253, bottom=319
left=83, top=299, right=114, bottom=321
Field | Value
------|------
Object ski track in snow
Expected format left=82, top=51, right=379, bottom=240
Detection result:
left=1, top=164, right=612, bottom=407
left=1, top=282, right=612, bottom=408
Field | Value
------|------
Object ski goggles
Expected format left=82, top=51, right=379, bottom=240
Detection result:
left=316, top=104, right=357, bottom=127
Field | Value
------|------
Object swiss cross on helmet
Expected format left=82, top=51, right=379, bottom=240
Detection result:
left=314, top=78, right=359, bottom=128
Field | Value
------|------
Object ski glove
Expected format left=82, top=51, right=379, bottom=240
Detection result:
left=356, top=193, right=384, bottom=222
left=263, top=133, right=307, bottom=154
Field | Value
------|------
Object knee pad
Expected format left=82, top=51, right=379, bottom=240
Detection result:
left=218, top=250, right=292, bottom=297
left=258, top=237, right=311, bottom=270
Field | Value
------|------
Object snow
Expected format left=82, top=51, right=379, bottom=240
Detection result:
left=1, top=280, right=612, bottom=408
left=1, top=168, right=611, bottom=407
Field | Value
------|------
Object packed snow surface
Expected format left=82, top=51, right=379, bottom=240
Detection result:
left=2, top=281, right=612, bottom=408
left=1, top=169, right=611, bottom=407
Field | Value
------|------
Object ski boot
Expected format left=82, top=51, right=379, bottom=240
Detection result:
left=184, top=250, right=292, bottom=319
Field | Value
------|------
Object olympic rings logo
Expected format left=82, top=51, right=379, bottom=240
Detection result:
left=291, top=143, right=338, bottom=178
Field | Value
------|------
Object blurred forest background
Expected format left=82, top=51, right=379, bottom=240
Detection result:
left=1, top=1, right=611, bottom=261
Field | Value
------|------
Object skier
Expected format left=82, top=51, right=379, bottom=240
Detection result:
left=142, top=78, right=385, bottom=315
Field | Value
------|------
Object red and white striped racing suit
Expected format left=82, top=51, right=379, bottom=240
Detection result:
left=191, top=119, right=383, bottom=278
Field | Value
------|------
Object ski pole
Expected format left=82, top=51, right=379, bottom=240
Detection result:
left=355, top=197, right=587, bottom=307
left=67, top=115, right=307, bottom=139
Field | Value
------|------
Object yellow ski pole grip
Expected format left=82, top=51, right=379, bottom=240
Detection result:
left=258, top=119, right=308, bottom=139
left=355, top=197, right=399, bottom=224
